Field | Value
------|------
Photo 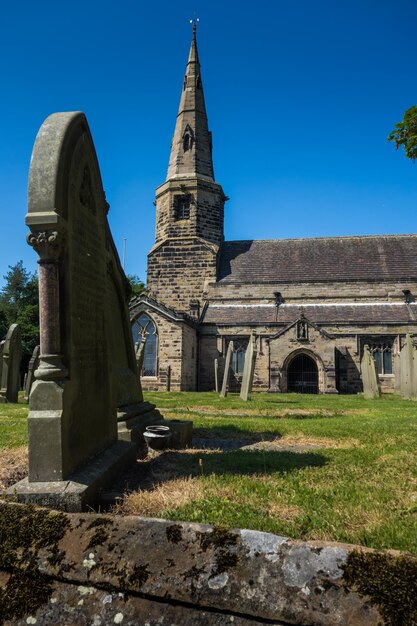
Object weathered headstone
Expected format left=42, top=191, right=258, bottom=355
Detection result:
left=0, top=340, right=4, bottom=390
left=220, top=340, right=233, bottom=397
left=214, top=358, right=219, bottom=392
left=135, top=335, right=146, bottom=375
left=394, top=351, right=401, bottom=395
left=165, top=365, right=171, bottom=391
left=240, top=333, right=258, bottom=401
left=24, top=344, right=40, bottom=401
left=399, top=334, right=417, bottom=399
left=9, top=112, right=163, bottom=511
left=360, top=344, right=381, bottom=399
left=0, top=324, right=22, bottom=403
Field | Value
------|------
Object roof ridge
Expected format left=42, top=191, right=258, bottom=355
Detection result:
left=224, top=233, right=417, bottom=245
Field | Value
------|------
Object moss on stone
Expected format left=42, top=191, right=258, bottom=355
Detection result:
left=129, top=563, right=150, bottom=587
left=166, top=524, right=183, bottom=544
left=343, top=550, right=417, bottom=626
left=0, top=570, right=53, bottom=622
left=86, top=526, right=109, bottom=550
left=0, top=502, right=70, bottom=621
left=199, top=526, right=239, bottom=552
left=0, top=502, right=69, bottom=570
left=213, top=548, right=239, bottom=575
left=86, top=516, right=113, bottom=530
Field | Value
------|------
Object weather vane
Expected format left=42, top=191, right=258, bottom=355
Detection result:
left=189, top=15, right=200, bottom=28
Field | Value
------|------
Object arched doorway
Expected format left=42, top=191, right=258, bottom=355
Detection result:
left=287, top=353, right=318, bottom=394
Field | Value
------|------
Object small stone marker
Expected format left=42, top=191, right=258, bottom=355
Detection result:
left=220, top=340, right=233, bottom=397
left=240, top=333, right=257, bottom=401
left=0, top=324, right=22, bottom=403
left=9, top=112, right=163, bottom=511
left=24, top=344, right=40, bottom=401
left=214, top=358, right=219, bottom=392
left=360, top=344, right=381, bottom=399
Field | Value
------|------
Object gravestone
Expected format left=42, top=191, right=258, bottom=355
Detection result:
left=24, top=344, right=40, bottom=400
left=240, top=333, right=258, bottom=401
left=394, top=352, right=401, bottom=395
left=0, top=324, right=22, bottom=403
left=214, top=358, right=219, bottom=392
left=135, top=335, right=146, bottom=375
left=360, top=344, right=380, bottom=399
left=399, top=334, right=417, bottom=399
left=9, top=112, right=163, bottom=511
left=220, top=340, right=233, bottom=397
left=0, top=340, right=4, bottom=390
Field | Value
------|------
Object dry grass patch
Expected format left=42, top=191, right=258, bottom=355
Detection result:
left=267, top=501, right=303, bottom=521
left=0, top=445, right=28, bottom=491
left=115, top=476, right=203, bottom=516
left=278, top=435, right=361, bottom=449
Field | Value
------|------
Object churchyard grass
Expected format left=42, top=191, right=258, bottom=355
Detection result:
left=0, top=399, right=28, bottom=449
left=0, top=393, right=416, bottom=553
left=125, top=392, right=417, bottom=553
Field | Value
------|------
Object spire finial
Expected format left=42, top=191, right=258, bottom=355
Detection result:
left=189, top=16, right=199, bottom=36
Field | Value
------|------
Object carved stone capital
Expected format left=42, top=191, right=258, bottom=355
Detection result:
left=27, top=230, right=65, bottom=261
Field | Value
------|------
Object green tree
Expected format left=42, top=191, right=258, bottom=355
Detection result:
left=0, top=261, right=39, bottom=370
left=388, top=105, right=417, bottom=161
left=126, top=274, right=145, bottom=299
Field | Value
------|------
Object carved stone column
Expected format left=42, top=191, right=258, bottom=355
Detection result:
left=27, top=229, right=67, bottom=381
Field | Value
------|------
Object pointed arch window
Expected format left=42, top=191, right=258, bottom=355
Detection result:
left=182, top=125, right=194, bottom=153
left=132, top=314, right=158, bottom=377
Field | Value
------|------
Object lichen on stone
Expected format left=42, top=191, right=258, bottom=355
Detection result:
left=343, top=549, right=417, bottom=626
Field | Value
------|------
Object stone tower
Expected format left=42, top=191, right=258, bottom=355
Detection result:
left=147, top=24, right=226, bottom=314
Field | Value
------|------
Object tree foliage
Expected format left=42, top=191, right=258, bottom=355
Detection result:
left=0, top=261, right=39, bottom=369
left=126, top=274, right=145, bottom=299
left=388, top=105, right=417, bottom=161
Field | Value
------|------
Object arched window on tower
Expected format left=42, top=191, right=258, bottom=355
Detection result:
left=132, top=314, right=158, bottom=377
left=183, top=133, right=191, bottom=152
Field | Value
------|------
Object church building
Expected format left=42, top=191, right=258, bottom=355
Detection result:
left=130, top=25, right=417, bottom=394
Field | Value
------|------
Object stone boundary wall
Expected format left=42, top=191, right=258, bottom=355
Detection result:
left=1, top=502, right=416, bottom=625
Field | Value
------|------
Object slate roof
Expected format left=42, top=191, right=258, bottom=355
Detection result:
left=217, top=235, right=417, bottom=283
left=202, top=303, right=417, bottom=325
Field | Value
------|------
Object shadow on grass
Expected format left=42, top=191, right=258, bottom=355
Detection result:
left=118, top=448, right=327, bottom=493
left=193, top=425, right=281, bottom=449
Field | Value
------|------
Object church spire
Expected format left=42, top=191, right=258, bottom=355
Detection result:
left=166, top=24, right=214, bottom=181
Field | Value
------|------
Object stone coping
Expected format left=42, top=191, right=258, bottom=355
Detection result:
left=1, top=502, right=416, bottom=624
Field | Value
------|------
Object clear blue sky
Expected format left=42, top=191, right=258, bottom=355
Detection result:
left=0, top=0, right=416, bottom=288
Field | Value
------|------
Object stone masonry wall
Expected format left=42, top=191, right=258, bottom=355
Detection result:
left=2, top=501, right=416, bottom=625
left=147, top=237, right=218, bottom=312
left=198, top=322, right=412, bottom=393
left=208, top=278, right=417, bottom=301
left=154, top=179, right=225, bottom=247
left=131, top=307, right=197, bottom=392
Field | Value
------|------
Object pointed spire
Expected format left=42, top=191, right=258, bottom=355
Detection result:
left=166, top=24, right=214, bottom=181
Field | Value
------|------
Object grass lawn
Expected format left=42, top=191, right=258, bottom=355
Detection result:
left=129, top=391, right=417, bottom=554
left=0, top=392, right=416, bottom=553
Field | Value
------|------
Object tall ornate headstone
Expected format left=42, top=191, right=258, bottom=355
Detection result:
left=9, top=112, right=162, bottom=510
left=360, top=344, right=381, bottom=399
left=240, top=333, right=258, bottom=401
left=0, top=324, right=22, bottom=403
left=220, top=341, right=233, bottom=398
left=24, top=344, right=40, bottom=401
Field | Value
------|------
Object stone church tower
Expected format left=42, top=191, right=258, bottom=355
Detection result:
left=147, top=25, right=226, bottom=316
